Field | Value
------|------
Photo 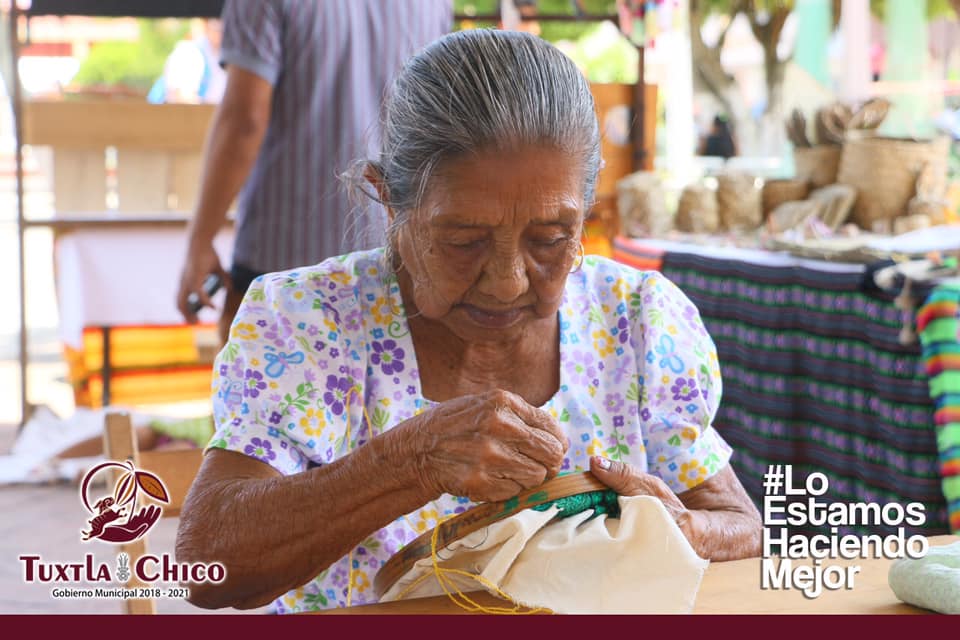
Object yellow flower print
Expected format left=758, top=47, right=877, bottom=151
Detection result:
left=329, top=271, right=351, bottom=285
left=679, top=461, right=709, bottom=489
left=662, top=375, right=670, bottom=384
left=299, top=408, right=326, bottom=437
left=292, top=290, right=306, bottom=302
left=667, top=324, right=678, bottom=336
left=283, top=587, right=305, bottom=611
left=350, top=569, right=370, bottom=593
left=367, top=266, right=379, bottom=277
left=323, top=318, right=338, bottom=333
left=371, top=296, right=399, bottom=325
left=680, top=426, right=699, bottom=444
left=415, top=508, right=439, bottom=532
left=612, top=278, right=627, bottom=300
left=586, top=438, right=604, bottom=456
left=592, top=329, right=615, bottom=358
left=231, top=322, right=259, bottom=341
left=250, top=358, right=259, bottom=366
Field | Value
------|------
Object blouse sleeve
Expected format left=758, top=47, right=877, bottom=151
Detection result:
left=206, top=270, right=362, bottom=476
left=629, top=271, right=733, bottom=493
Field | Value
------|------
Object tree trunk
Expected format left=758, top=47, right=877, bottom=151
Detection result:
left=689, top=0, right=754, bottom=153
left=744, top=2, right=793, bottom=155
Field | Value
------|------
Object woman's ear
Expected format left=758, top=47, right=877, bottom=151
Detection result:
left=364, top=163, right=397, bottom=224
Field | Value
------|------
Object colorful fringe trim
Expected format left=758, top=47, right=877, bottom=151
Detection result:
left=917, top=284, right=960, bottom=533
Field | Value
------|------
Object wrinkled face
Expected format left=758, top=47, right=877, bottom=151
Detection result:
left=393, top=145, right=585, bottom=343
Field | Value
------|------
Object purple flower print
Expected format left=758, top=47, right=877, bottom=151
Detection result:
left=219, top=364, right=228, bottom=376
left=370, top=339, right=406, bottom=375
left=670, top=378, right=699, bottom=402
left=616, top=317, right=629, bottom=344
left=269, top=411, right=283, bottom=425
left=329, top=348, right=340, bottom=358
left=626, top=432, right=639, bottom=446
left=244, top=369, right=267, bottom=398
left=344, top=308, right=362, bottom=332
left=604, top=393, right=624, bottom=414
left=324, top=375, right=353, bottom=415
left=313, top=340, right=325, bottom=352
left=565, top=350, right=598, bottom=387
left=611, top=360, right=629, bottom=384
left=256, top=319, right=268, bottom=328
left=304, top=368, right=317, bottom=383
left=613, top=415, right=625, bottom=427
left=640, top=407, right=651, bottom=421
left=244, top=437, right=276, bottom=462
left=331, top=565, right=348, bottom=588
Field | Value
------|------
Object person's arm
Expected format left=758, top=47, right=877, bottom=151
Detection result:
left=176, top=430, right=433, bottom=610
left=177, top=390, right=567, bottom=610
left=589, top=457, right=762, bottom=561
left=176, top=65, right=273, bottom=322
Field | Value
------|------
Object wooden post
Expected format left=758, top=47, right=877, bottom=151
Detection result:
left=632, top=45, right=647, bottom=171
left=9, top=3, right=29, bottom=428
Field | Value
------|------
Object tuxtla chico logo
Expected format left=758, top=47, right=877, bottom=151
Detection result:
left=81, top=460, right=167, bottom=543
left=19, top=459, right=225, bottom=592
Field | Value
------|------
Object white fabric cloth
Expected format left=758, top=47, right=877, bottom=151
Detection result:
left=55, top=226, right=234, bottom=348
left=381, top=495, right=709, bottom=614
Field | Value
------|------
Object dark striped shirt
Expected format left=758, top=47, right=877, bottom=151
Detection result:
left=220, top=0, right=451, bottom=273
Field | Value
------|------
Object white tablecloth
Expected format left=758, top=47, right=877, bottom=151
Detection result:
left=55, top=226, right=234, bottom=349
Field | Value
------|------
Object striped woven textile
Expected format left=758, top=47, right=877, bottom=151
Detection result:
left=916, top=283, right=960, bottom=533
left=612, top=236, right=664, bottom=272
left=641, top=249, right=948, bottom=536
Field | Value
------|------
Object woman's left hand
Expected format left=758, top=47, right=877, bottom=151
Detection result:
left=588, top=456, right=691, bottom=537
left=588, top=455, right=763, bottom=561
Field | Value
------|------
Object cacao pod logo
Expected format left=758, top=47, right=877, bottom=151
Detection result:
left=80, top=460, right=169, bottom=544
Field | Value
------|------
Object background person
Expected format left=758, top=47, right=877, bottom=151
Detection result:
left=176, top=0, right=451, bottom=344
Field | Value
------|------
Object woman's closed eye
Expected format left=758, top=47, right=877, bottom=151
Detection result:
left=444, top=237, right=488, bottom=252
left=530, top=235, right=568, bottom=248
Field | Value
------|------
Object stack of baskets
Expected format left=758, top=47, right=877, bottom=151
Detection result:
left=784, top=100, right=951, bottom=233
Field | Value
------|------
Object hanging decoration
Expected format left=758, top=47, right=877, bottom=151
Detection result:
left=616, top=0, right=680, bottom=49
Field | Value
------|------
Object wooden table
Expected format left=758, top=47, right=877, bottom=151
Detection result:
left=321, top=535, right=957, bottom=615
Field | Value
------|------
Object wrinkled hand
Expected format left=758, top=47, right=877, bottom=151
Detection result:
left=176, top=240, right=228, bottom=323
left=589, top=456, right=691, bottom=536
left=403, top=390, right=569, bottom=503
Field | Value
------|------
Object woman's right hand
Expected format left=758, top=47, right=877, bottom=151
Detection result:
left=397, top=389, right=568, bottom=503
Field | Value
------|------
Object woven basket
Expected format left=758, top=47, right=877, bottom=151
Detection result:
left=762, top=179, right=809, bottom=217
left=616, top=172, right=672, bottom=237
left=716, top=173, right=762, bottom=231
left=675, top=185, right=719, bottom=233
left=837, top=136, right=950, bottom=229
left=807, top=184, right=857, bottom=230
left=794, top=145, right=841, bottom=188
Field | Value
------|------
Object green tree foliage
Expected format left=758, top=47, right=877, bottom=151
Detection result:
left=870, top=0, right=958, bottom=20
left=71, top=19, right=187, bottom=92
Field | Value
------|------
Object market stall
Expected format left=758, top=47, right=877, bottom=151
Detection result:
left=614, top=234, right=958, bottom=535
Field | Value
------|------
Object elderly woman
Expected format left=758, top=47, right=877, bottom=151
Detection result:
left=176, top=29, right=762, bottom=613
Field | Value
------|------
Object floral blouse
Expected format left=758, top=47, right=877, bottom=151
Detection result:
left=208, top=248, right=732, bottom=613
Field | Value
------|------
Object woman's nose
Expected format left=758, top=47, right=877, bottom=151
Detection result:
left=478, top=249, right=529, bottom=303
